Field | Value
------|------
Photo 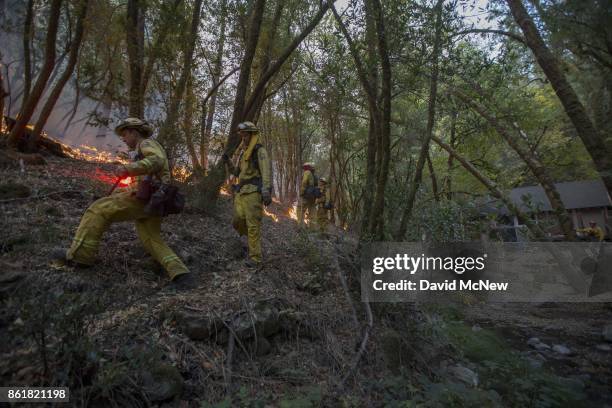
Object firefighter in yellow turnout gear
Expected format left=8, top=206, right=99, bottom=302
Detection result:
left=56, top=118, right=194, bottom=289
left=577, top=221, right=605, bottom=241
left=223, top=121, right=272, bottom=267
left=315, top=177, right=332, bottom=232
left=298, top=163, right=317, bottom=229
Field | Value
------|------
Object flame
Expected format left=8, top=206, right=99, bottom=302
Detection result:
left=172, top=166, right=191, bottom=182
left=263, top=207, right=279, bottom=222
left=119, top=176, right=133, bottom=187
left=56, top=140, right=128, bottom=164
left=219, top=187, right=231, bottom=196
left=287, top=204, right=298, bottom=221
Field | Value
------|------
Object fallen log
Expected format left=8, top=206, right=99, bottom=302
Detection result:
left=2, top=115, right=67, bottom=158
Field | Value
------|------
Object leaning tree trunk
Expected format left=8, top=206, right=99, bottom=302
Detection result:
left=431, top=135, right=545, bottom=239
left=29, top=0, right=90, bottom=150
left=199, top=0, right=267, bottom=205
left=7, top=0, right=62, bottom=148
left=452, top=87, right=576, bottom=240
left=223, top=0, right=266, bottom=155
left=506, top=0, right=612, bottom=196
left=395, top=0, right=443, bottom=240
left=242, top=1, right=331, bottom=120
left=140, top=0, right=183, bottom=99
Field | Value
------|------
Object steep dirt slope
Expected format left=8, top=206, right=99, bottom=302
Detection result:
left=1, top=156, right=611, bottom=407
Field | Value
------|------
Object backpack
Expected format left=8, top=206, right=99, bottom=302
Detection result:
left=135, top=143, right=185, bottom=217
left=304, top=172, right=322, bottom=199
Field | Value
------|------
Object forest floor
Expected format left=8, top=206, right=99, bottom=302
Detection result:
left=0, top=155, right=611, bottom=407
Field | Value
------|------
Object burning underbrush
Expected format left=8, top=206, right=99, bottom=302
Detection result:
left=1, top=151, right=610, bottom=407
left=0, top=154, right=369, bottom=406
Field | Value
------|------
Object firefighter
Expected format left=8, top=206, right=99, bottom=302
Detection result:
left=577, top=220, right=605, bottom=241
left=222, top=121, right=272, bottom=268
left=315, top=177, right=332, bottom=233
left=298, top=162, right=317, bottom=229
left=53, top=118, right=195, bottom=289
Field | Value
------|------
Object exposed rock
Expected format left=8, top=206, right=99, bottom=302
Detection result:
left=178, top=313, right=223, bottom=341
left=278, top=309, right=320, bottom=340
left=231, top=301, right=281, bottom=341
left=552, top=344, right=572, bottom=355
left=534, top=343, right=551, bottom=352
left=527, top=337, right=551, bottom=351
left=448, top=364, right=479, bottom=387
left=595, top=344, right=611, bottom=352
left=141, top=363, right=184, bottom=402
left=527, top=337, right=541, bottom=347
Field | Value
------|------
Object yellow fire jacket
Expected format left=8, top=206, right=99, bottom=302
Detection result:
left=227, top=134, right=272, bottom=195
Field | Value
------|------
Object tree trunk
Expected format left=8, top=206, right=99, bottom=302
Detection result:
left=452, top=87, right=576, bottom=240
left=29, top=0, right=90, bottom=150
left=395, top=0, right=443, bottom=240
left=431, top=135, right=545, bottom=239
left=201, top=0, right=228, bottom=171
left=158, top=0, right=203, bottom=151
left=126, top=0, right=145, bottom=117
left=224, top=0, right=266, bottom=155
left=331, top=3, right=379, bottom=236
left=184, top=75, right=201, bottom=172
left=197, top=0, right=266, bottom=207
left=506, top=0, right=612, bottom=196
left=242, top=1, right=331, bottom=120
left=7, top=0, right=62, bottom=148
left=444, top=109, right=457, bottom=199
left=22, top=0, right=34, bottom=104
left=140, top=0, right=183, bottom=98
left=0, top=68, right=7, bottom=131
left=427, top=151, right=439, bottom=202
left=369, top=0, right=391, bottom=239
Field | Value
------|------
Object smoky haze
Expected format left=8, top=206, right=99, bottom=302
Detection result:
left=1, top=0, right=125, bottom=154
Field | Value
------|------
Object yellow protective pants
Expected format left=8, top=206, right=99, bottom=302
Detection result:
left=317, top=206, right=329, bottom=232
left=66, top=192, right=189, bottom=280
left=298, top=198, right=316, bottom=229
left=232, top=191, right=263, bottom=263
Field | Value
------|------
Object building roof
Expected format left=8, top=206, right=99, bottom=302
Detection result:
left=509, top=180, right=611, bottom=213
left=475, top=180, right=611, bottom=217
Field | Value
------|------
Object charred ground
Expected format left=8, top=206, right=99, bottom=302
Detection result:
left=1, top=156, right=611, bottom=407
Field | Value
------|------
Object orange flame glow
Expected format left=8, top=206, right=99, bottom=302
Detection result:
left=263, top=207, right=279, bottom=222
left=119, top=176, right=134, bottom=187
left=172, top=166, right=191, bottom=182
left=287, top=205, right=298, bottom=221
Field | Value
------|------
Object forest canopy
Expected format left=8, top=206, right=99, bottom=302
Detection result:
left=1, top=0, right=611, bottom=241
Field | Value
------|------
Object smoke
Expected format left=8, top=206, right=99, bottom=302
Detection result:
left=0, top=1, right=124, bottom=153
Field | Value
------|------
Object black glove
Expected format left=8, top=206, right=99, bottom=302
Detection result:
left=262, top=190, right=272, bottom=206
